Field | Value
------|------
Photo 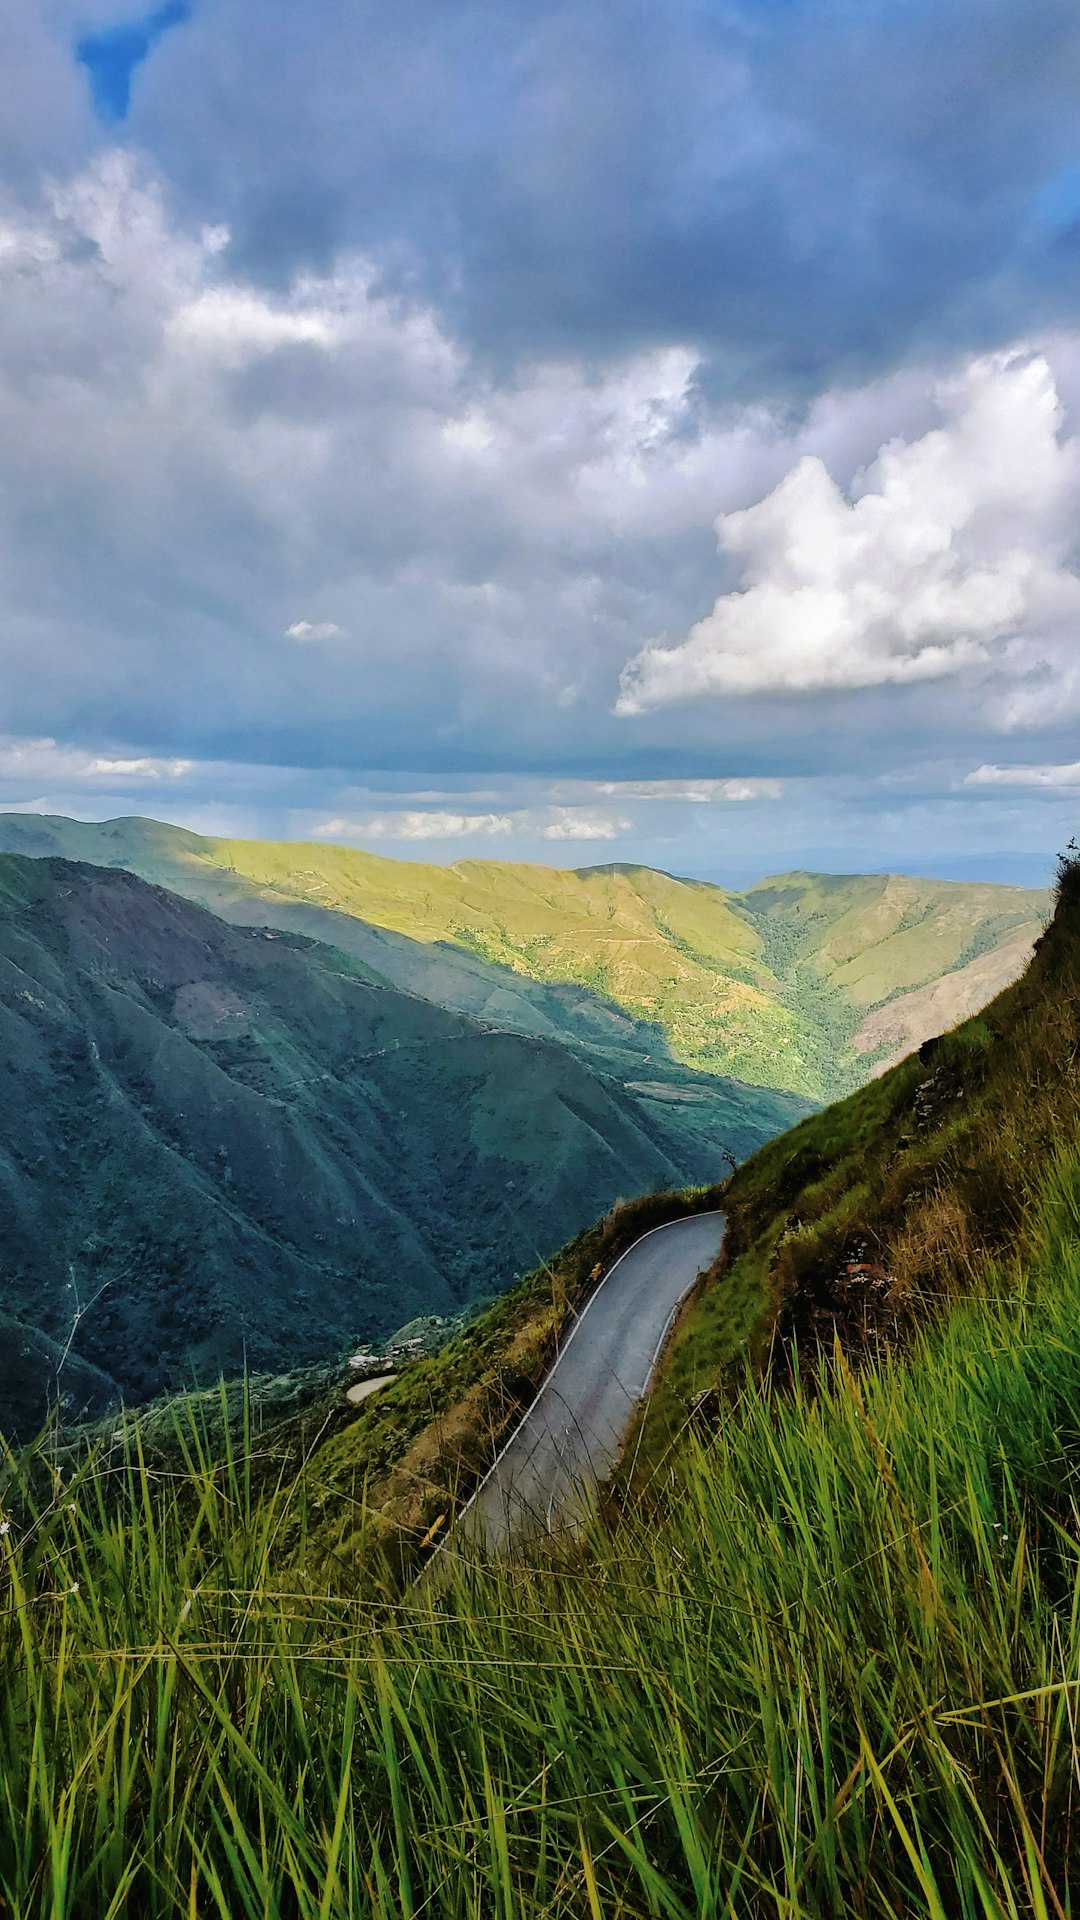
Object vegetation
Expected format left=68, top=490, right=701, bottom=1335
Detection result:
left=635, top=851, right=1080, bottom=1477
left=1, top=863, right=1078, bottom=1912
left=4, top=1153, right=1080, bottom=1911
left=59, top=1184, right=725, bottom=1577
left=728, top=873, right=1070, bottom=1331
left=0, top=853, right=796, bottom=1433
left=0, top=814, right=1049, bottom=1102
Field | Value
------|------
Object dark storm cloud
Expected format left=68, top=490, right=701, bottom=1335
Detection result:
left=113, top=0, right=1080, bottom=393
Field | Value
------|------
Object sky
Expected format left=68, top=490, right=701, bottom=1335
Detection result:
left=1, top=2, right=1080, bottom=884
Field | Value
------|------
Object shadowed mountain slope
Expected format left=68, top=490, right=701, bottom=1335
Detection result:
left=0, top=814, right=1050, bottom=1101
left=0, top=855, right=803, bottom=1434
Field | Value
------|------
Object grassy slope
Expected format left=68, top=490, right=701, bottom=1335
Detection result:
left=97, top=1185, right=727, bottom=1578
left=637, top=855, right=1080, bottom=1476
left=0, top=854, right=797, bottom=1434
left=0, top=813, right=1049, bottom=1101
left=4, top=876, right=1080, bottom=1912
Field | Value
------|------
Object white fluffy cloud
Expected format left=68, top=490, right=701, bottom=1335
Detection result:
left=591, top=777, right=782, bottom=802
left=539, top=809, right=630, bottom=841
left=285, top=621, right=345, bottom=643
left=965, top=761, right=1080, bottom=789
left=2, top=145, right=1080, bottom=890
left=315, top=812, right=515, bottom=840
left=0, top=738, right=190, bottom=782
left=617, top=352, right=1080, bottom=713
left=314, top=805, right=631, bottom=843
left=0, top=150, right=759, bottom=764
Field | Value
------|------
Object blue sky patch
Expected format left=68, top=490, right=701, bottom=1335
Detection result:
left=76, top=1, right=192, bottom=124
left=1030, top=163, right=1080, bottom=242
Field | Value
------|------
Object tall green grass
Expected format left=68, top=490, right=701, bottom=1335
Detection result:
left=5, top=1154, right=1080, bottom=1915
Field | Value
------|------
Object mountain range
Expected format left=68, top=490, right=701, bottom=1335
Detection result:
left=3, top=834, right=1075, bottom=1911
left=0, top=814, right=1050, bottom=1101
left=0, top=852, right=801, bottom=1432
left=0, top=814, right=1051, bottom=1433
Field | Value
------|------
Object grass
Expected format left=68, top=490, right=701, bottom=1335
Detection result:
left=0, top=868, right=1074, bottom=1914
left=3, top=1143, right=1080, bottom=1913
left=63, top=1184, right=727, bottom=1578
left=270, top=1183, right=728, bottom=1577
left=630, top=860, right=1080, bottom=1481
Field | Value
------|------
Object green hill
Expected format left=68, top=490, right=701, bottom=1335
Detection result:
left=0, top=813, right=1051, bottom=1100
left=0, top=853, right=801, bottom=1434
left=2, top=858, right=1080, bottom=1912
left=637, top=856, right=1080, bottom=1458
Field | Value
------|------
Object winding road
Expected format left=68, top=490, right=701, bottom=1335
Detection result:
left=459, top=1210, right=725, bottom=1551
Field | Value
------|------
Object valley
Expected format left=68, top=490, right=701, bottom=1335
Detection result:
left=0, top=852, right=801, bottom=1433
left=0, top=813, right=1050, bottom=1101
left=1, top=8, right=1071, bottom=1904
left=0, top=816, right=1071, bottom=1912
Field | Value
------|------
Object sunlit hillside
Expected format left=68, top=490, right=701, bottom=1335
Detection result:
left=0, top=815, right=1050, bottom=1101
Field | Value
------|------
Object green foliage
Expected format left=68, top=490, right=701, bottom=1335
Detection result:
left=0, top=864, right=1077, bottom=1915
left=4, top=1154, right=1080, bottom=1911
left=60, top=1185, right=726, bottom=1576
left=637, top=845, right=1080, bottom=1482
left=1, top=854, right=787, bottom=1434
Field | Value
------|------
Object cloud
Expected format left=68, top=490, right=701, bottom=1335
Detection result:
left=285, top=620, right=345, bottom=643
left=2, top=140, right=1080, bottom=881
left=965, top=761, right=1080, bottom=789
left=315, top=811, right=515, bottom=840
left=0, top=737, right=190, bottom=783
left=540, top=809, right=630, bottom=841
left=0, top=150, right=753, bottom=774
left=592, top=778, right=782, bottom=803
left=93, top=0, right=1080, bottom=398
left=311, top=805, right=631, bottom=843
left=617, top=352, right=1080, bottom=713
left=84, top=754, right=191, bottom=778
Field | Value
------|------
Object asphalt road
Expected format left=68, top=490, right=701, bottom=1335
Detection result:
left=461, top=1210, right=725, bottom=1551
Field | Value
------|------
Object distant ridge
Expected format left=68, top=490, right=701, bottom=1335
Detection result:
left=0, top=814, right=1051, bottom=1102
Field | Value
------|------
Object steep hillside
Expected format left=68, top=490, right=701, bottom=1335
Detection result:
left=642, top=851, right=1080, bottom=1453
left=4, top=866, right=1080, bottom=1915
left=0, top=814, right=1050, bottom=1100
left=0, top=855, right=801, bottom=1434
left=738, top=867, right=1046, bottom=1079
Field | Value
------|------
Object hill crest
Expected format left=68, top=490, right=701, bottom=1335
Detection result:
left=0, top=813, right=1050, bottom=1102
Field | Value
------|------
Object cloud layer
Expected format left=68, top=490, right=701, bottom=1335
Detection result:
left=47, top=0, right=1080, bottom=390
left=966, top=761, right=1080, bottom=790
left=314, top=806, right=632, bottom=843
left=618, top=353, right=1080, bottom=712
left=2, top=0, right=1080, bottom=879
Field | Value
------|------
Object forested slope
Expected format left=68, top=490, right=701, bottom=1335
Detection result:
left=0, top=854, right=800, bottom=1433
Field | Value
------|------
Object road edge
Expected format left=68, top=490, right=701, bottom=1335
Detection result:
left=442, top=1209, right=726, bottom=1545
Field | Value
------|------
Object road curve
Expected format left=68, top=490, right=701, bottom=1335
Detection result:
left=460, top=1210, right=725, bottom=1552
